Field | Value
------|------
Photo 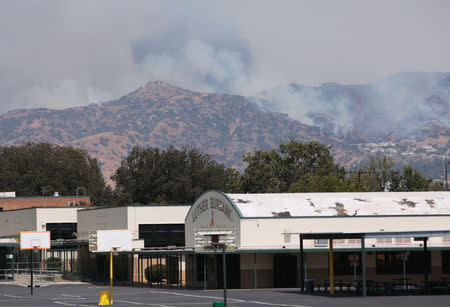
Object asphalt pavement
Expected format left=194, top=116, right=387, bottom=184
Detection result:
left=0, top=283, right=449, bottom=307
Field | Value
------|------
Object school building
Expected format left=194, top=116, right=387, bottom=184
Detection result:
left=0, top=191, right=449, bottom=294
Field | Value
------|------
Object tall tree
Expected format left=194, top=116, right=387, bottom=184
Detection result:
left=389, top=166, right=430, bottom=191
left=358, top=156, right=395, bottom=191
left=240, top=140, right=348, bottom=193
left=112, top=145, right=236, bottom=204
left=0, top=142, right=107, bottom=204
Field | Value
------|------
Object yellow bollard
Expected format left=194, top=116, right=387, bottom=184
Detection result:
left=98, top=291, right=110, bottom=305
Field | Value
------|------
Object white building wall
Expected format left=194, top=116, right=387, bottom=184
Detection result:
left=76, top=206, right=128, bottom=240
left=35, top=207, right=80, bottom=231
left=77, top=205, right=190, bottom=241
left=127, top=206, right=190, bottom=239
left=240, top=215, right=450, bottom=250
left=0, top=208, right=37, bottom=236
left=0, top=207, right=79, bottom=237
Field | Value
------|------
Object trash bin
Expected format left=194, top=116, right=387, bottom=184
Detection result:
left=305, top=279, right=314, bottom=293
left=213, top=302, right=224, bottom=307
left=383, top=281, right=393, bottom=295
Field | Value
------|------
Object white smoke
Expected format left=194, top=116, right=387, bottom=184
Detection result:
left=0, top=0, right=449, bottom=141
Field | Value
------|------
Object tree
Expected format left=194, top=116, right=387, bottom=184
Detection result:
left=0, top=142, right=108, bottom=205
left=389, top=166, right=430, bottom=191
left=112, top=145, right=236, bottom=204
left=358, top=156, right=395, bottom=191
left=239, top=140, right=349, bottom=193
left=289, top=174, right=361, bottom=193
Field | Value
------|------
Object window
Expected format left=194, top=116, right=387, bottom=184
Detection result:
left=406, top=251, right=431, bottom=274
left=376, top=252, right=431, bottom=274
left=376, top=252, right=403, bottom=274
left=138, top=224, right=185, bottom=247
left=284, top=234, right=291, bottom=243
left=314, top=239, right=328, bottom=247
left=443, top=237, right=450, bottom=243
left=334, top=253, right=360, bottom=275
left=46, top=223, right=77, bottom=240
left=347, top=239, right=361, bottom=245
left=394, top=237, right=411, bottom=244
left=335, top=239, right=346, bottom=245
left=376, top=238, right=392, bottom=244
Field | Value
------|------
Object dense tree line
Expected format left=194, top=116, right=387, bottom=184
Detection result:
left=112, top=145, right=236, bottom=204
left=0, top=141, right=443, bottom=206
left=0, top=142, right=109, bottom=205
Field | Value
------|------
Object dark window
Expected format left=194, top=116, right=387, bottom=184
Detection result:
left=442, top=251, right=450, bottom=273
left=334, top=253, right=360, bottom=275
left=138, top=224, right=185, bottom=247
left=46, top=223, right=77, bottom=240
left=376, top=252, right=431, bottom=274
left=406, top=251, right=431, bottom=274
left=376, top=252, right=403, bottom=274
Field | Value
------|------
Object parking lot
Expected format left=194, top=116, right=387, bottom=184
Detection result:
left=0, top=284, right=449, bottom=307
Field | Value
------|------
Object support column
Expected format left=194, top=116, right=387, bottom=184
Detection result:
left=424, top=238, right=428, bottom=290
left=361, top=236, right=366, bottom=297
left=329, top=239, right=334, bottom=295
left=131, top=254, right=134, bottom=287
left=254, top=253, right=258, bottom=289
left=300, top=235, right=304, bottom=292
left=222, top=247, right=227, bottom=307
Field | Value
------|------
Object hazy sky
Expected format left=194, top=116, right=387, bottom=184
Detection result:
left=0, top=0, right=449, bottom=114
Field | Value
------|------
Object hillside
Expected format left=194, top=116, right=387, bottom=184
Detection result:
left=256, top=72, right=449, bottom=178
left=0, top=81, right=362, bottom=183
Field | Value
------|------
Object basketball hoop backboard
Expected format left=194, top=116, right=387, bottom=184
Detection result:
left=195, top=228, right=236, bottom=253
left=20, top=231, right=51, bottom=250
left=94, top=230, right=132, bottom=252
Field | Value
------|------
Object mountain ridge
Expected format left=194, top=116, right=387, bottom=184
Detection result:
left=0, top=81, right=361, bottom=183
left=0, top=74, right=448, bottom=182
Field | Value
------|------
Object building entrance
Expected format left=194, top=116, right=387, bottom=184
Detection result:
left=217, top=254, right=240, bottom=289
left=273, top=254, right=297, bottom=288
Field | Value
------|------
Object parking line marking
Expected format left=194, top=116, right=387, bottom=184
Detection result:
left=116, top=300, right=144, bottom=305
left=149, top=290, right=245, bottom=302
left=54, top=301, right=77, bottom=306
left=247, top=301, right=310, bottom=307
left=4, top=294, right=25, bottom=298
left=116, top=300, right=172, bottom=307
left=61, top=294, right=83, bottom=298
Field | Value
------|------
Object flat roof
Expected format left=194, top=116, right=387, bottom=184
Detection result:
left=227, top=191, right=450, bottom=218
left=0, top=206, right=83, bottom=213
left=0, top=195, right=90, bottom=199
left=79, top=203, right=191, bottom=211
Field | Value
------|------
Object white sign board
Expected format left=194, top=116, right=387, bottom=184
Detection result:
left=20, top=231, right=51, bottom=250
left=96, top=230, right=132, bottom=252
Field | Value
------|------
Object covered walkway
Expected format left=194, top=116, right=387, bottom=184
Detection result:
left=286, top=230, right=450, bottom=296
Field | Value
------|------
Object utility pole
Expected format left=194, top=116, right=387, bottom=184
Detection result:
left=445, top=161, right=449, bottom=191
